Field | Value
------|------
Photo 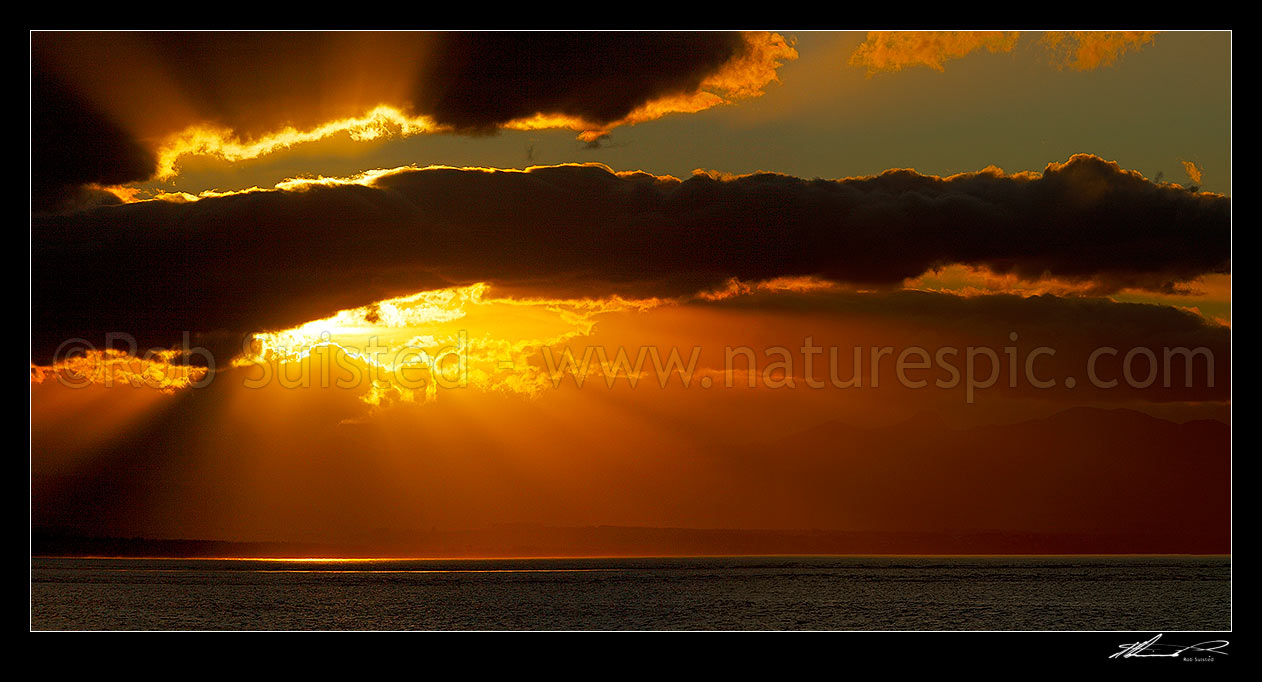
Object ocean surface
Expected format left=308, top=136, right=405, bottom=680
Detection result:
left=30, top=556, right=1230, bottom=631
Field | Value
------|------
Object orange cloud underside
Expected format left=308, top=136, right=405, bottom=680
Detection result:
left=152, top=106, right=444, bottom=180
left=906, top=264, right=1231, bottom=324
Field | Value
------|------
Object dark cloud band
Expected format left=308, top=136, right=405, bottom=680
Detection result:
left=31, top=155, right=1229, bottom=363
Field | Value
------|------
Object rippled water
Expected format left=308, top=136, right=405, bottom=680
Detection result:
left=30, top=556, right=1230, bottom=630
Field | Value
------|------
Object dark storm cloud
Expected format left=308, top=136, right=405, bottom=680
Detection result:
left=30, top=69, right=158, bottom=211
left=66, top=32, right=746, bottom=133
left=412, top=33, right=746, bottom=132
left=30, top=155, right=1229, bottom=364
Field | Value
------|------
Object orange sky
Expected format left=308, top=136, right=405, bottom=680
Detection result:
left=30, top=31, right=1231, bottom=556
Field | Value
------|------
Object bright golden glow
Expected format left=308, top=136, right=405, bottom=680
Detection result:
left=154, top=105, right=445, bottom=180
left=235, top=283, right=668, bottom=406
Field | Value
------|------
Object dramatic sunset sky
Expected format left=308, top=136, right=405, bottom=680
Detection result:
left=30, top=31, right=1230, bottom=556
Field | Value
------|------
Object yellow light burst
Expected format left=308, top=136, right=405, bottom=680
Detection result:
left=235, top=283, right=668, bottom=406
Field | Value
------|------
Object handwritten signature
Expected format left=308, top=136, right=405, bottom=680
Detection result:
left=1110, top=634, right=1229, bottom=659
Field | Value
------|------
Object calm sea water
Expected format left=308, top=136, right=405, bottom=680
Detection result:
left=30, top=556, right=1230, bottom=631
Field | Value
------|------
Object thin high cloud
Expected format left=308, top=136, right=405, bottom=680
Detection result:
left=1041, top=31, right=1159, bottom=71
left=30, top=155, right=1228, bottom=364
left=851, top=31, right=1158, bottom=75
left=1183, top=160, right=1205, bottom=185
left=849, top=31, right=1020, bottom=74
left=30, top=31, right=796, bottom=207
